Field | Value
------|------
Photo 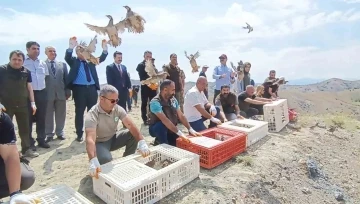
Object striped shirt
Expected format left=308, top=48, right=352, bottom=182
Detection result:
left=23, top=56, right=49, bottom=90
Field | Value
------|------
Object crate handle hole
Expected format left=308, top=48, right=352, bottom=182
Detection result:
left=105, top=182, right=112, bottom=188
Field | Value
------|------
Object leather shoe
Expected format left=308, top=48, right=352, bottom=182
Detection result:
left=57, top=135, right=66, bottom=140
left=76, top=137, right=83, bottom=142
left=38, top=141, right=50, bottom=148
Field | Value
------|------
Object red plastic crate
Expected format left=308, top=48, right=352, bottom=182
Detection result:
left=176, top=127, right=247, bottom=169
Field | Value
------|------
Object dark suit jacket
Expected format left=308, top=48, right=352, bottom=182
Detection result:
left=106, top=63, right=131, bottom=93
left=64, top=49, right=108, bottom=90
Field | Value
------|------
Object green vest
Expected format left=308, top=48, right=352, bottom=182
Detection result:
left=0, top=64, right=29, bottom=108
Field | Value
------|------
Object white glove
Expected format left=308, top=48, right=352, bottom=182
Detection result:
left=10, top=192, right=39, bottom=204
left=188, top=128, right=196, bottom=135
left=137, top=139, right=150, bottom=157
left=102, top=39, right=108, bottom=51
left=210, top=117, right=221, bottom=124
left=209, top=105, right=217, bottom=116
left=89, top=157, right=101, bottom=178
left=176, top=129, right=186, bottom=137
left=0, top=103, right=5, bottom=111
left=69, top=37, right=78, bottom=49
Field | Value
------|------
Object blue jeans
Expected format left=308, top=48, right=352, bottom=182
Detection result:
left=149, top=121, right=178, bottom=146
left=189, top=107, right=221, bottom=132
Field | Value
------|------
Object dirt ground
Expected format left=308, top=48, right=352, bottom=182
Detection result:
left=7, top=101, right=360, bottom=204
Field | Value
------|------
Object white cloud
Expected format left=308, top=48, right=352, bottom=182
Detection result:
left=0, top=6, right=187, bottom=45
left=0, top=1, right=359, bottom=84
left=343, top=0, right=360, bottom=3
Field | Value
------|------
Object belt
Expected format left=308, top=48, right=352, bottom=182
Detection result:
left=34, top=89, right=46, bottom=92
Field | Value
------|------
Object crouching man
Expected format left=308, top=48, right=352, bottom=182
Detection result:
left=0, top=109, right=38, bottom=203
left=149, top=80, right=201, bottom=146
left=214, top=85, right=245, bottom=121
left=84, top=85, right=150, bottom=178
left=183, top=77, right=223, bottom=132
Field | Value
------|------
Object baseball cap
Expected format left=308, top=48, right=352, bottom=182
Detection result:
left=202, top=65, right=209, bottom=68
left=219, top=54, right=227, bottom=59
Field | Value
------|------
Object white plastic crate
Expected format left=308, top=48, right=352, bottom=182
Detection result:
left=93, top=144, right=200, bottom=204
left=263, top=99, right=289, bottom=132
left=218, top=119, right=268, bottom=147
left=4, top=184, right=93, bottom=204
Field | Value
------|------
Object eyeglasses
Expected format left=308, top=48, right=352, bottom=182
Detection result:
left=102, top=96, right=119, bottom=104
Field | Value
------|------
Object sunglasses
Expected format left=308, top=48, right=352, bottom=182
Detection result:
left=219, top=57, right=225, bottom=60
left=102, top=96, right=119, bottom=104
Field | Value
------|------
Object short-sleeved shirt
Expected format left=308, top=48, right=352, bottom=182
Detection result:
left=238, top=91, right=256, bottom=111
left=263, top=82, right=279, bottom=99
left=84, top=104, right=127, bottom=142
left=0, top=112, right=16, bottom=145
left=23, top=57, right=49, bottom=90
left=215, top=94, right=239, bottom=111
left=150, top=97, right=180, bottom=114
left=183, top=86, right=208, bottom=122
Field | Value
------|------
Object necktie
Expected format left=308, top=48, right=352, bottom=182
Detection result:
left=118, top=65, right=124, bottom=87
left=82, top=61, right=91, bottom=82
left=50, top=61, right=56, bottom=76
left=117, top=64, right=122, bottom=76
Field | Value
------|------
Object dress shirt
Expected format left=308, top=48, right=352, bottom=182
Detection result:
left=212, top=64, right=235, bottom=90
left=23, top=56, right=49, bottom=90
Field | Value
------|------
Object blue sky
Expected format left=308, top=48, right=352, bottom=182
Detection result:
left=0, top=0, right=359, bottom=84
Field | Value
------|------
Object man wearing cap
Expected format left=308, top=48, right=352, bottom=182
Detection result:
left=163, top=53, right=184, bottom=112
left=212, top=54, right=235, bottom=103
left=199, top=65, right=209, bottom=99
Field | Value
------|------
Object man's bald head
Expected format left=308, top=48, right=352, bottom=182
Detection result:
left=196, top=76, right=207, bottom=92
left=245, top=85, right=255, bottom=95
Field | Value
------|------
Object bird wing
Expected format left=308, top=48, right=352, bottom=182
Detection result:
left=246, top=22, right=250, bottom=27
left=86, top=35, right=97, bottom=53
left=230, top=62, right=236, bottom=71
left=193, top=51, right=200, bottom=59
left=114, top=18, right=128, bottom=33
left=145, top=59, right=157, bottom=77
left=84, top=23, right=108, bottom=35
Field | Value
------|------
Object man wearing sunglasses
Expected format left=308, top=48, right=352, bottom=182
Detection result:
left=212, top=54, right=236, bottom=103
left=84, top=85, right=150, bottom=178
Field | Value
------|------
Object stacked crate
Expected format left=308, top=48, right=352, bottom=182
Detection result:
left=218, top=119, right=268, bottom=147
left=93, top=144, right=200, bottom=204
left=263, top=99, right=289, bottom=132
left=176, top=127, right=247, bottom=169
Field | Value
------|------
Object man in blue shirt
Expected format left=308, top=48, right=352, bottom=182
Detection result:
left=212, top=54, right=235, bottom=103
left=148, top=80, right=201, bottom=146
left=64, top=37, right=108, bottom=142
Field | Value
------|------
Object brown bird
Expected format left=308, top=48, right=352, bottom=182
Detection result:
left=84, top=15, right=128, bottom=48
left=123, top=5, right=146, bottom=33
left=76, top=35, right=100, bottom=65
left=184, top=51, right=201, bottom=73
left=141, top=59, right=169, bottom=85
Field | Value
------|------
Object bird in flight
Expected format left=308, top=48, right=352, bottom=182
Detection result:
left=243, top=22, right=253, bottom=33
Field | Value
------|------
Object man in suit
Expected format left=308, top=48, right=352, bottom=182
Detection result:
left=136, top=51, right=157, bottom=125
left=64, top=37, right=108, bottom=142
left=106, top=51, right=131, bottom=111
left=44, top=46, right=71, bottom=142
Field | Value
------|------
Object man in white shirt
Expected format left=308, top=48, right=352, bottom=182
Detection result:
left=183, top=77, right=223, bottom=132
left=23, top=41, right=50, bottom=149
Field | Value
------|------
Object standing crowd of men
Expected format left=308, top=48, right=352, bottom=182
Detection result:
left=0, top=37, right=286, bottom=202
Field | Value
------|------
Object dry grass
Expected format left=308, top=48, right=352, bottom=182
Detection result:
left=235, top=155, right=253, bottom=167
left=298, top=113, right=360, bottom=131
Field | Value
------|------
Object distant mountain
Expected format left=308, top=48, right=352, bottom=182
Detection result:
left=285, top=78, right=326, bottom=85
